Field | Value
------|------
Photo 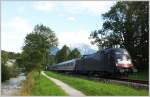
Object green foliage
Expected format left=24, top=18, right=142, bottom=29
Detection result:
left=20, top=24, right=58, bottom=73
left=22, top=33, right=48, bottom=72
left=2, top=63, right=19, bottom=82
left=56, top=46, right=81, bottom=63
left=69, top=48, right=81, bottom=60
left=1, top=63, right=10, bottom=82
left=128, top=70, right=149, bottom=81
left=16, top=55, right=25, bottom=68
left=1, top=50, right=10, bottom=82
left=33, top=24, right=58, bottom=66
left=8, top=64, right=19, bottom=78
left=33, top=24, right=58, bottom=48
left=48, top=55, right=56, bottom=65
left=8, top=52, right=21, bottom=59
left=56, top=45, right=71, bottom=63
left=1, top=50, right=9, bottom=65
left=1, top=50, right=19, bottom=82
left=46, top=71, right=148, bottom=96
left=89, top=1, right=149, bottom=69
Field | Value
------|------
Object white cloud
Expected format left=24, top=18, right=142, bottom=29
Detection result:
left=56, top=30, right=98, bottom=50
left=61, top=1, right=116, bottom=15
left=32, top=1, right=115, bottom=15
left=67, top=17, right=75, bottom=21
left=2, top=17, right=33, bottom=52
left=80, top=1, right=115, bottom=15
left=33, top=1, right=56, bottom=11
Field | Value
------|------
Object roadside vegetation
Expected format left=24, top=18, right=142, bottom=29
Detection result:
left=1, top=50, right=19, bottom=82
left=19, top=71, right=68, bottom=96
left=46, top=71, right=148, bottom=96
left=128, top=70, right=149, bottom=81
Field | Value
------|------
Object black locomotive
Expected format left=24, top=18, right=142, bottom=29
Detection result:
left=47, top=48, right=136, bottom=75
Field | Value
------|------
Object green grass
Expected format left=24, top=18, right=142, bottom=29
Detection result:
left=128, top=70, right=149, bottom=81
left=46, top=71, right=149, bottom=96
left=31, top=71, right=68, bottom=96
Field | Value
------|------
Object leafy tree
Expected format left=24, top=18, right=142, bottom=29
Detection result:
left=33, top=24, right=58, bottom=47
left=20, top=24, right=58, bottom=74
left=1, top=50, right=8, bottom=65
left=16, top=55, right=24, bottom=68
left=48, top=55, right=56, bottom=65
left=1, top=63, right=10, bottom=82
left=89, top=1, right=149, bottom=70
left=1, top=50, right=20, bottom=82
left=33, top=24, right=58, bottom=65
left=56, top=45, right=71, bottom=63
left=69, top=48, right=81, bottom=60
left=3, top=51, right=21, bottom=59
left=1, top=50, right=10, bottom=82
left=22, top=33, right=49, bottom=74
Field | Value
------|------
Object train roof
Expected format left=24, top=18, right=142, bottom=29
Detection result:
left=56, top=59, right=76, bottom=66
left=99, top=48, right=128, bottom=54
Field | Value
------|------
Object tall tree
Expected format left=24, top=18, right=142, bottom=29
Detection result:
left=33, top=24, right=58, bottom=47
left=33, top=24, right=58, bottom=65
left=69, top=48, right=81, bottom=60
left=56, top=45, right=71, bottom=63
left=89, top=1, right=149, bottom=70
left=22, top=33, right=49, bottom=74
left=1, top=50, right=8, bottom=65
left=1, top=50, right=10, bottom=82
left=19, top=24, right=58, bottom=74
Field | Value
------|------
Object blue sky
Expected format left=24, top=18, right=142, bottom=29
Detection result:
left=1, top=1, right=116, bottom=53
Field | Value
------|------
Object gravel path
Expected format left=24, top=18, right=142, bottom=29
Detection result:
left=41, top=71, right=85, bottom=96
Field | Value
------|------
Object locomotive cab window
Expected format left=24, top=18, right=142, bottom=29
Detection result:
left=115, top=53, right=131, bottom=60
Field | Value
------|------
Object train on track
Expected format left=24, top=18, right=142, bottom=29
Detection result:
left=47, top=48, right=137, bottom=76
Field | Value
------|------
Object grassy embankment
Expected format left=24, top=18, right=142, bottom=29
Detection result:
left=19, top=71, right=68, bottom=96
left=128, top=70, right=149, bottom=81
left=46, top=71, right=148, bottom=96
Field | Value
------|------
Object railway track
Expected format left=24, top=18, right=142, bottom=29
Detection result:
left=115, top=78, right=149, bottom=84
left=57, top=72, right=149, bottom=90
left=86, top=77, right=149, bottom=89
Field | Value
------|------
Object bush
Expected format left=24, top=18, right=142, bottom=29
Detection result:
left=19, top=71, right=35, bottom=95
left=1, top=63, right=10, bottom=82
left=1, top=63, right=19, bottom=82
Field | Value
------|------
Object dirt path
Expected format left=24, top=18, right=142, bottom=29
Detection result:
left=41, top=71, right=85, bottom=96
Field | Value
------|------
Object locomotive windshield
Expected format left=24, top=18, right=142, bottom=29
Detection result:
left=115, top=53, right=131, bottom=60
left=115, top=51, right=132, bottom=67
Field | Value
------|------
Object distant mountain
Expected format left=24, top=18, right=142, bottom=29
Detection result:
left=49, top=47, right=59, bottom=55
left=70, top=43, right=97, bottom=55
left=49, top=44, right=97, bottom=55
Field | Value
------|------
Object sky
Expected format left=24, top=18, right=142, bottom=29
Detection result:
left=1, top=1, right=116, bottom=53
